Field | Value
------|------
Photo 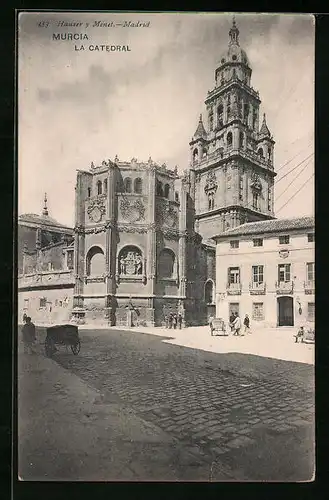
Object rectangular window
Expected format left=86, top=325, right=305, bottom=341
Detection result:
left=253, top=238, right=263, bottom=247
left=230, top=240, right=239, bottom=249
left=252, top=302, right=264, bottom=321
left=306, top=262, right=315, bottom=282
left=39, top=297, right=46, bottom=308
left=229, top=267, right=240, bottom=284
left=23, top=299, right=29, bottom=310
left=252, top=265, right=264, bottom=284
left=279, top=235, right=290, bottom=245
left=307, top=302, right=315, bottom=321
left=307, top=233, right=314, bottom=243
left=278, top=263, right=291, bottom=282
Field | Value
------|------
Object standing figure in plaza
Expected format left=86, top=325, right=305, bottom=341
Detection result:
left=229, top=312, right=235, bottom=333
left=232, top=312, right=242, bottom=336
left=172, top=313, right=178, bottom=330
left=243, top=314, right=251, bottom=334
left=177, top=312, right=183, bottom=329
left=168, top=312, right=173, bottom=329
left=21, top=316, right=36, bottom=354
left=22, top=312, right=27, bottom=324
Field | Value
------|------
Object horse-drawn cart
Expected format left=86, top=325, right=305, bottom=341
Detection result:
left=45, top=324, right=81, bottom=358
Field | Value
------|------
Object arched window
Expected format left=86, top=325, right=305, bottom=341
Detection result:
left=118, top=245, right=143, bottom=276
left=239, top=131, right=244, bottom=148
left=97, top=180, right=102, bottom=195
left=124, top=177, right=132, bottom=193
left=86, top=246, right=105, bottom=276
left=156, top=180, right=164, bottom=197
left=103, top=179, right=108, bottom=194
left=217, top=103, right=223, bottom=128
left=164, top=184, right=170, bottom=198
left=258, top=147, right=264, bottom=158
left=268, top=146, right=272, bottom=161
left=227, top=132, right=233, bottom=148
left=175, top=191, right=179, bottom=203
left=209, top=111, right=214, bottom=131
left=193, top=148, right=199, bottom=163
left=87, top=187, right=91, bottom=198
left=158, top=248, right=176, bottom=279
left=205, top=280, right=214, bottom=304
left=243, top=103, right=249, bottom=121
left=134, top=177, right=143, bottom=194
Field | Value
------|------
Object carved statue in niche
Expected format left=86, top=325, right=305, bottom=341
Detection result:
left=251, top=172, right=262, bottom=191
left=204, top=170, right=218, bottom=194
left=119, top=247, right=143, bottom=276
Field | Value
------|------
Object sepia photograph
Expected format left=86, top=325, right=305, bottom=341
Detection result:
left=17, top=11, right=315, bottom=481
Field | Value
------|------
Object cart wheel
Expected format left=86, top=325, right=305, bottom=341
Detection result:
left=45, top=339, right=55, bottom=358
left=71, top=340, right=81, bottom=355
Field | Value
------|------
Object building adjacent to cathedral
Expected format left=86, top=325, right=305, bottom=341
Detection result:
left=18, top=19, right=313, bottom=329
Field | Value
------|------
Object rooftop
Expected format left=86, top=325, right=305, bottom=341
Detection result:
left=212, top=216, right=315, bottom=240
left=19, top=213, right=73, bottom=232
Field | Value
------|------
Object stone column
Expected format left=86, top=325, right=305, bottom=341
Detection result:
left=105, top=163, right=117, bottom=325
left=146, top=165, right=156, bottom=326
left=178, top=183, right=188, bottom=327
left=72, top=172, right=85, bottom=323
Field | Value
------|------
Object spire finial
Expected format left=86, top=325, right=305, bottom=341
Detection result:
left=199, top=113, right=202, bottom=122
left=42, top=192, right=48, bottom=216
left=229, top=15, right=239, bottom=46
left=263, top=113, right=266, bottom=122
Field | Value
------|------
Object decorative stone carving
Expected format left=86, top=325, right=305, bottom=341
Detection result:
left=118, top=247, right=143, bottom=276
left=117, top=225, right=148, bottom=234
left=251, top=172, right=262, bottom=191
left=87, top=198, right=106, bottom=223
left=156, top=200, right=178, bottom=228
left=120, top=197, right=145, bottom=223
left=204, top=170, right=218, bottom=194
left=74, top=225, right=85, bottom=234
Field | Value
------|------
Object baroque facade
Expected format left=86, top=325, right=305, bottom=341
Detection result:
left=72, top=158, right=214, bottom=326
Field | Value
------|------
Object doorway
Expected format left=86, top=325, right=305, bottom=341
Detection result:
left=277, top=296, right=294, bottom=326
left=229, top=302, right=240, bottom=319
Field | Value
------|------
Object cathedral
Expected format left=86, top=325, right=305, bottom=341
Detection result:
left=18, top=19, right=276, bottom=327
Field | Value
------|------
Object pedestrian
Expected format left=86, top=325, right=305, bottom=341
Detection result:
left=177, top=313, right=182, bottom=329
left=165, top=315, right=169, bottom=329
left=295, top=326, right=305, bottom=343
left=21, top=316, right=36, bottom=354
left=168, top=313, right=173, bottom=329
left=232, top=313, right=242, bottom=336
left=209, top=315, right=214, bottom=336
left=22, top=312, right=27, bottom=324
left=229, top=312, right=235, bottom=333
left=243, top=314, right=251, bottom=334
left=173, top=313, right=177, bottom=330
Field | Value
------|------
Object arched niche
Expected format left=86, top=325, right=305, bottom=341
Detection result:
left=158, top=248, right=176, bottom=279
left=86, top=246, right=105, bottom=276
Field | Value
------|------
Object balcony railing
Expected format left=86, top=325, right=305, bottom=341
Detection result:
left=18, top=270, right=75, bottom=289
left=304, top=280, right=315, bottom=294
left=198, top=147, right=273, bottom=170
left=275, top=280, right=294, bottom=295
left=249, top=282, right=266, bottom=295
left=226, top=282, right=242, bottom=295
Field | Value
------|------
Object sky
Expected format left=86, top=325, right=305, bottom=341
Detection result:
left=18, top=12, right=315, bottom=226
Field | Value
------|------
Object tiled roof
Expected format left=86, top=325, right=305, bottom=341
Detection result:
left=19, top=213, right=73, bottom=231
left=212, top=216, right=314, bottom=239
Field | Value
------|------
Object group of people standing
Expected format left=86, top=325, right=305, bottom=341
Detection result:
left=165, top=312, right=183, bottom=329
left=229, top=312, right=251, bottom=336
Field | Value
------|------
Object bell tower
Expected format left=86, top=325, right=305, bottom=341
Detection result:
left=190, top=17, right=276, bottom=239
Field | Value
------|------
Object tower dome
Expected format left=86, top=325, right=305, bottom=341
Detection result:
left=216, top=17, right=250, bottom=69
